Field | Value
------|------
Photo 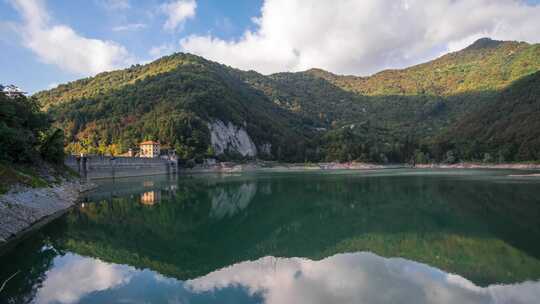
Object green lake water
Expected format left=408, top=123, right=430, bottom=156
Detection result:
left=1, top=169, right=540, bottom=303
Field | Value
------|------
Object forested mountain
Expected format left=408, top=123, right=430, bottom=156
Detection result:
left=435, top=71, right=540, bottom=162
left=38, top=54, right=314, bottom=161
left=304, top=38, right=540, bottom=96
left=34, top=38, right=540, bottom=163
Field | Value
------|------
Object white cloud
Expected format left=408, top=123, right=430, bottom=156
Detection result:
left=180, top=0, right=540, bottom=75
left=112, top=23, right=147, bottom=32
left=161, top=0, right=197, bottom=31
left=10, top=0, right=133, bottom=75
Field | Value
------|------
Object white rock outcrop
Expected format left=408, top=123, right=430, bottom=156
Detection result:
left=208, top=120, right=257, bottom=157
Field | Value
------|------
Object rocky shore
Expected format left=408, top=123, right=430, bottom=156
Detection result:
left=183, top=161, right=405, bottom=173
left=0, top=181, right=96, bottom=248
left=415, top=163, right=540, bottom=169
left=183, top=161, right=540, bottom=174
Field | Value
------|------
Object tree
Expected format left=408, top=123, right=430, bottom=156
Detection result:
left=444, top=150, right=457, bottom=164
left=482, top=153, right=493, bottom=163
left=0, top=93, right=63, bottom=164
left=414, top=150, right=428, bottom=164
left=40, top=129, right=65, bottom=164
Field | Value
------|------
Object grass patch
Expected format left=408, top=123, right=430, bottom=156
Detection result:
left=0, top=163, right=51, bottom=194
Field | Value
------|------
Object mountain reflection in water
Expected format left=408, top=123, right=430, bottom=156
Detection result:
left=1, top=169, right=540, bottom=303
left=210, top=182, right=257, bottom=219
left=29, top=251, right=540, bottom=304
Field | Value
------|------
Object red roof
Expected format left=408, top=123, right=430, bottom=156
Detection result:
left=140, top=141, right=160, bottom=145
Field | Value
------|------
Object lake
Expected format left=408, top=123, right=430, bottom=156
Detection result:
left=1, top=169, right=540, bottom=303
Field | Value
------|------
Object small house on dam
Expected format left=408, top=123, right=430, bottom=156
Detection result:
left=139, top=141, right=160, bottom=158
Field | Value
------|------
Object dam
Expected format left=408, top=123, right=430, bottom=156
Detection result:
left=65, top=155, right=178, bottom=179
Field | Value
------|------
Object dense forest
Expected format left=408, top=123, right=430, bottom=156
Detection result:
left=0, top=91, right=66, bottom=192
left=0, top=92, right=64, bottom=164
left=40, top=55, right=312, bottom=161
left=304, top=38, right=540, bottom=96
left=433, top=71, right=540, bottom=162
left=34, top=38, right=540, bottom=164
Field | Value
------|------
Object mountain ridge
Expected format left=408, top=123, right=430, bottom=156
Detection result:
left=37, top=38, right=538, bottom=106
left=34, top=38, right=540, bottom=163
left=301, top=38, right=538, bottom=96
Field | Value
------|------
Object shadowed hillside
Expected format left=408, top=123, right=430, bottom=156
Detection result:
left=434, top=71, right=540, bottom=162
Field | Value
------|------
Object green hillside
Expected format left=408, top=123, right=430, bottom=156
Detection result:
left=39, top=54, right=313, bottom=161
left=434, top=71, right=540, bottom=162
left=34, top=38, right=540, bottom=163
left=37, top=55, right=198, bottom=109
left=305, top=38, right=540, bottom=96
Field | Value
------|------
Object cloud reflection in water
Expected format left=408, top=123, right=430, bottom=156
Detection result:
left=32, top=252, right=540, bottom=304
left=34, top=253, right=132, bottom=304
left=188, top=252, right=540, bottom=304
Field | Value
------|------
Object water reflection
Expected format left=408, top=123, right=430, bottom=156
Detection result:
left=188, top=253, right=540, bottom=304
left=2, top=169, right=540, bottom=302
left=87, top=175, right=178, bottom=201
left=140, top=191, right=160, bottom=205
left=27, top=252, right=258, bottom=304
left=62, top=171, right=540, bottom=286
left=210, top=182, right=257, bottom=219
left=26, top=251, right=540, bottom=304
left=34, top=254, right=132, bottom=304
left=142, top=180, right=155, bottom=187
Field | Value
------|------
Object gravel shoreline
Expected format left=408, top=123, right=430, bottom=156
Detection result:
left=0, top=181, right=96, bottom=248
left=182, top=161, right=540, bottom=174
left=415, top=163, right=540, bottom=169
left=183, top=162, right=403, bottom=173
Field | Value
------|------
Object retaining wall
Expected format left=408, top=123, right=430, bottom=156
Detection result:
left=66, top=156, right=177, bottom=179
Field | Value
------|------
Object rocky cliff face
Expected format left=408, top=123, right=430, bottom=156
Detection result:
left=208, top=120, right=258, bottom=157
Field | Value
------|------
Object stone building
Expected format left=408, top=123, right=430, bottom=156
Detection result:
left=139, top=141, right=160, bottom=158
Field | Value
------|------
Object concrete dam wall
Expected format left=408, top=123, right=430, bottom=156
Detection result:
left=66, top=156, right=177, bottom=180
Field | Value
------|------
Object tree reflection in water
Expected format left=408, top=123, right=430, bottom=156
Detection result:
left=1, top=170, right=540, bottom=303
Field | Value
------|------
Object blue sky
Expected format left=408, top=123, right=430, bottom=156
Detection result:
left=0, top=0, right=262, bottom=92
left=1, top=0, right=540, bottom=93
